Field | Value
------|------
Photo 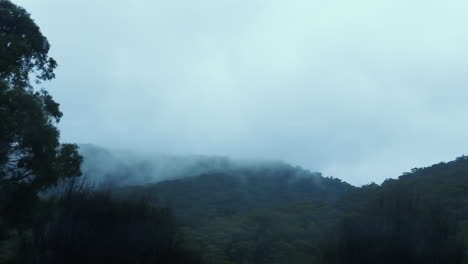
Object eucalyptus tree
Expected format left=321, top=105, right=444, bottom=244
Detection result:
left=0, top=0, right=82, bottom=227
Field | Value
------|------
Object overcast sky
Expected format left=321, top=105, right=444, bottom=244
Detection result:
left=15, top=0, right=468, bottom=185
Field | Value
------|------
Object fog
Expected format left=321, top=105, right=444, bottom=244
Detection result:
left=78, top=144, right=323, bottom=188
left=15, top=0, right=468, bottom=185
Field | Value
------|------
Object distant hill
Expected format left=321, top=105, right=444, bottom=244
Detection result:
left=116, top=165, right=353, bottom=218
left=80, top=144, right=353, bottom=217
left=79, top=145, right=352, bottom=202
left=79, top=145, right=468, bottom=263
left=114, top=155, right=468, bottom=264
left=109, top=153, right=354, bottom=264
left=79, top=144, right=287, bottom=187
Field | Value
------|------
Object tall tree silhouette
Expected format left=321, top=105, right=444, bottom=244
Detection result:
left=0, top=0, right=82, bottom=228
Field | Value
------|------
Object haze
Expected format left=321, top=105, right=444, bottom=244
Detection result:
left=15, top=0, right=468, bottom=185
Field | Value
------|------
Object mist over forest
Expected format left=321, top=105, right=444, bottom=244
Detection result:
left=1, top=0, right=468, bottom=263
left=13, top=0, right=468, bottom=186
left=79, top=144, right=327, bottom=187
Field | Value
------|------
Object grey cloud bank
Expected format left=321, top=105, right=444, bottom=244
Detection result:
left=15, top=0, right=468, bottom=185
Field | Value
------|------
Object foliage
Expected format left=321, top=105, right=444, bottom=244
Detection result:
left=117, top=166, right=352, bottom=220
left=0, top=0, right=82, bottom=229
left=0, top=0, right=56, bottom=86
left=320, top=157, right=468, bottom=264
left=115, top=156, right=468, bottom=264
left=15, top=190, right=202, bottom=264
left=115, top=166, right=353, bottom=264
left=183, top=202, right=342, bottom=264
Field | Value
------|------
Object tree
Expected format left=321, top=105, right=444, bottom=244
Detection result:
left=0, top=0, right=56, bottom=86
left=0, top=0, right=82, bottom=228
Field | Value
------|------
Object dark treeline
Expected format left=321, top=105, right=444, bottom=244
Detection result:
left=1, top=1, right=468, bottom=263
left=320, top=157, right=468, bottom=264
left=19, top=184, right=202, bottom=264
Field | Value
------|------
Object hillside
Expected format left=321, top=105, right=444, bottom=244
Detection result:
left=80, top=144, right=311, bottom=187
left=80, top=144, right=353, bottom=217
left=322, top=156, right=468, bottom=264
left=113, top=158, right=352, bottom=218
left=79, top=144, right=227, bottom=186
left=112, top=155, right=468, bottom=264
left=110, top=155, right=353, bottom=264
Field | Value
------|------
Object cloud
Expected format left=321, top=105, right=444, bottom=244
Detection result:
left=15, top=0, right=468, bottom=185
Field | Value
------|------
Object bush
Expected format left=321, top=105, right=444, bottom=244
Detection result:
left=18, top=191, right=202, bottom=264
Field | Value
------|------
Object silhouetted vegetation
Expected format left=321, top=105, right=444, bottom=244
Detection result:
left=16, top=188, right=202, bottom=264
left=320, top=157, right=468, bottom=264
left=0, top=0, right=82, bottom=232
left=0, top=2, right=200, bottom=263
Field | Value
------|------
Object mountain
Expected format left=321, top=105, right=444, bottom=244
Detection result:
left=322, top=156, right=468, bottom=264
left=108, top=152, right=354, bottom=264
left=114, top=155, right=468, bottom=264
left=79, top=145, right=468, bottom=263
left=79, top=144, right=258, bottom=187
left=79, top=145, right=353, bottom=214
left=116, top=163, right=352, bottom=219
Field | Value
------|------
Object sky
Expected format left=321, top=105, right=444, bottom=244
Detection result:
left=14, top=0, right=468, bottom=185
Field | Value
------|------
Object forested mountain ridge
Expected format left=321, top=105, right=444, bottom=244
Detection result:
left=323, top=156, right=468, bottom=264
left=80, top=144, right=353, bottom=216
left=52, top=144, right=468, bottom=264
left=112, top=155, right=468, bottom=264
left=80, top=144, right=322, bottom=187
left=107, top=150, right=353, bottom=264
left=115, top=166, right=352, bottom=218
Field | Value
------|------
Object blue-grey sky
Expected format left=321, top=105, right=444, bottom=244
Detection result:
left=15, top=0, right=468, bottom=185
